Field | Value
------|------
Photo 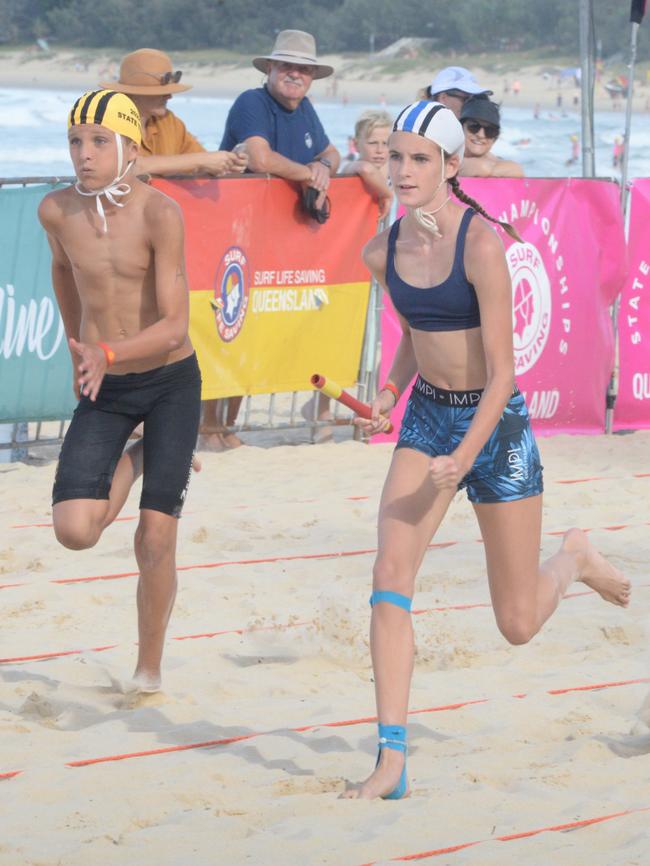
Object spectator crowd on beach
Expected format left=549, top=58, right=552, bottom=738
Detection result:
left=69, top=29, right=523, bottom=450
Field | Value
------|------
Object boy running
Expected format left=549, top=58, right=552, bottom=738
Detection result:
left=38, top=90, right=201, bottom=692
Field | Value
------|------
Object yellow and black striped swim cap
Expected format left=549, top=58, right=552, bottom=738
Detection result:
left=68, top=90, right=142, bottom=145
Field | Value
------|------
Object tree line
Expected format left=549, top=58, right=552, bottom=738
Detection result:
left=0, top=0, right=646, bottom=60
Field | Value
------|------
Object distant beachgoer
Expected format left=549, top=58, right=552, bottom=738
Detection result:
left=613, top=135, right=625, bottom=169
left=533, top=102, right=541, bottom=119
left=341, top=99, right=630, bottom=800
left=101, top=49, right=248, bottom=178
left=565, top=134, right=580, bottom=166
left=458, top=98, right=524, bottom=178
left=220, top=30, right=341, bottom=439
left=512, top=79, right=521, bottom=96
left=420, top=66, right=492, bottom=118
left=38, top=91, right=202, bottom=693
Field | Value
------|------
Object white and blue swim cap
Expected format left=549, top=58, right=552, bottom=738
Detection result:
left=393, top=101, right=465, bottom=161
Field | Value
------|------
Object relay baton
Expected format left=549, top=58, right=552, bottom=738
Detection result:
left=310, top=374, right=393, bottom=433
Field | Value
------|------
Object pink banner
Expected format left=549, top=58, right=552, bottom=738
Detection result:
left=614, top=179, right=650, bottom=430
left=376, top=178, right=626, bottom=442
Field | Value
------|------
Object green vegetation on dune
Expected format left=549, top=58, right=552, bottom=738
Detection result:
left=1, top=0, right=647, bottom=61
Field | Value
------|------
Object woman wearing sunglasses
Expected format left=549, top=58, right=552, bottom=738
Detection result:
left=459, top=97, right=524, bottom=178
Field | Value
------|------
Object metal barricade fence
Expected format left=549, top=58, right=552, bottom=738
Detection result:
left=0, top=176, right=385, bottom=459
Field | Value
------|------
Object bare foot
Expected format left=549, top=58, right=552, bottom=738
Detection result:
left=314, top=425, right=334, bottom=444
left=221, top=431, right=243, bottom=449
left=107, top=670, right=162, bottom=699
left=563, top=528, right=631, bottom=607
left=130, top=669, right=162, bottom=694
left=201, top=431, right=226, bottom=452
left=339, top=750, right=408, bottom=800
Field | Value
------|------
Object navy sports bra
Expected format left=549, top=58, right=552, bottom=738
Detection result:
left=386, top=208, right=481, bottom=332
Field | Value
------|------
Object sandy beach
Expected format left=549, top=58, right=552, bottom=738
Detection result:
left=2, top=45, right=649, bottom=114
left=1, top=429, right=649, bottom=865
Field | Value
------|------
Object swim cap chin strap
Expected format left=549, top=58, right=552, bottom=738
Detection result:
left=74, top=131, right=134, bottom=233
left=414, top=145, right=451, bottom=239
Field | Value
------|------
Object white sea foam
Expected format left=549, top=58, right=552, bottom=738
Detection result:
left=2, top=86, right=650, bottom=179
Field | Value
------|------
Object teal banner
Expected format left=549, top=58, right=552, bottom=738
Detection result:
left=0, top=184, right=77, bottom=422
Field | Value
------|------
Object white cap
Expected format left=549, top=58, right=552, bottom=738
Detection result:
left=429, top=66, right=492, bottom=96
left=393, top=101, right=465, bottom=160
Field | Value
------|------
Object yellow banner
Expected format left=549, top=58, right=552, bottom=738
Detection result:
left=154, top=176, right=379, bottom=400
left=190, top=281, right=370, bottom=398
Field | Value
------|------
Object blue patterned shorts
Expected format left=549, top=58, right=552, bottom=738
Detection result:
left=396, top=376, right=543, bottom=504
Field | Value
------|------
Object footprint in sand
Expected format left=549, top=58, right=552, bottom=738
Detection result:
left=19, top=691, right=59, bottom=725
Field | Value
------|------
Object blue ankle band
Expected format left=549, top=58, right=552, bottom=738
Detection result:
left=369, top=590, right=412, bottom=612
left=378, top=723, right=407, bottom=752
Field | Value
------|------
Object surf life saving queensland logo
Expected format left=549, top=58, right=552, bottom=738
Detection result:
left=507, top=241, right=552, bottom=374
left=501, top=201, right=573, bottom=376
left=211, top=246, right=249, bottom=342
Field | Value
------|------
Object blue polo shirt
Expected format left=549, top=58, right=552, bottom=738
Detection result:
left=220, top=86, right=329, bottom=164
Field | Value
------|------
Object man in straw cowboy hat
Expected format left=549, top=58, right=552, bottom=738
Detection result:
left=101, top=48, right=247, bottom=177
left=220, top=30, right=340, bottom=196
left=211, top=31, right=341, bottom=445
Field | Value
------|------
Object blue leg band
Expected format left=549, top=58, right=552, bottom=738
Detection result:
left=369, top=590, right=412, bottom=612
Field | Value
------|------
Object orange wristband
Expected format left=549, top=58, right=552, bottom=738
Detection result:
left=98, top=342, right=116, bottom=367
left=381, top=382, right=400, bottom=406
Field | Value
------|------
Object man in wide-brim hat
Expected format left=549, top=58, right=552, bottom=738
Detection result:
left=221, top=30, right=340, bottom=194
left=101, top=48, right=247, bottom=177
left=216, top=30, right=341, bottom=439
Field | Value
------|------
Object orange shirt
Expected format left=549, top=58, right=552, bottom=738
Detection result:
left=139, top=110, right=205, bottom=157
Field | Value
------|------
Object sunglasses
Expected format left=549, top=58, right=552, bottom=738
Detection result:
left=159, top=70, right=182, bottom=85
left=463, top=119, right=500, bottom=139
left=144, top=69, right=183, bottom=85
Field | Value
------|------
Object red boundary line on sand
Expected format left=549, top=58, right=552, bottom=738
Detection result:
left=51, top=542, right=456, bottom=586
left=6, top=472, right=650, bottom=529
left=61, top=676, right=649, bottom=769
left=1, top=522, right=646, bottom=595
left=358, top=805, right=650, bottom=864
left=4, top=520, right=645, bottom=591
left=0, top=620, right=314, bottom=664
left=8, top=497, right=372, bottom=529
left=6, top=581, right=644, bottom=666
left=0, top=677, right=645, bottom=779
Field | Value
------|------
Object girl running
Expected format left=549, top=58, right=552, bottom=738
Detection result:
left=344, top=101, right=630, bottom=800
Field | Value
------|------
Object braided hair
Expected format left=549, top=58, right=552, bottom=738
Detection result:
left=448, top=175, right=522, bottom=243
